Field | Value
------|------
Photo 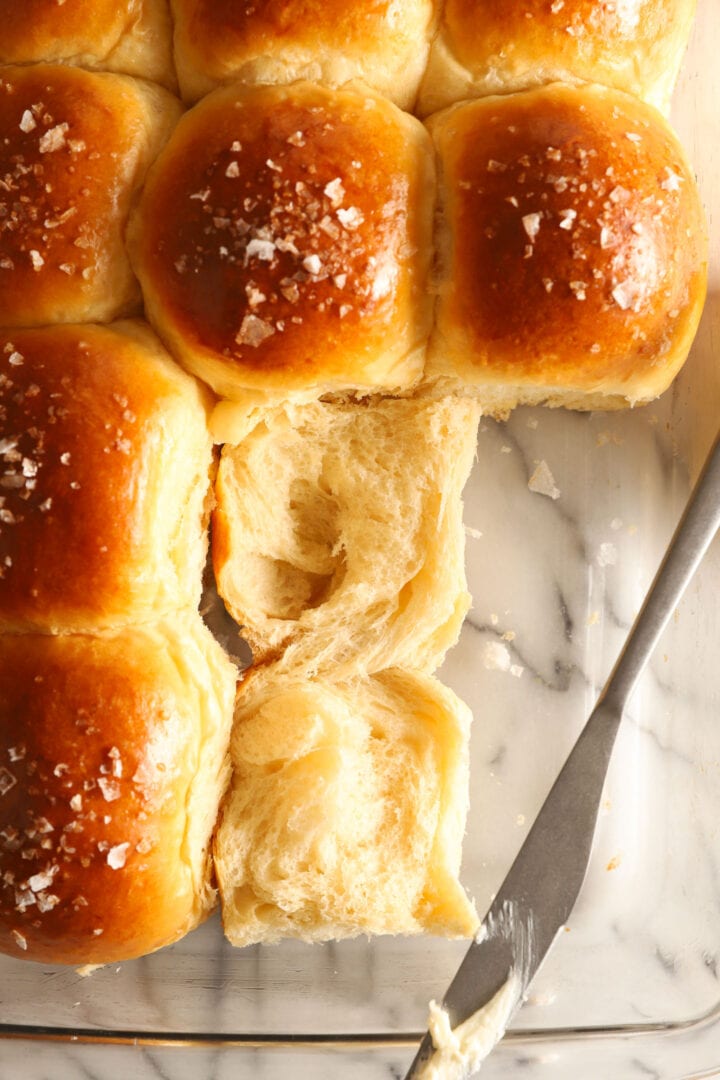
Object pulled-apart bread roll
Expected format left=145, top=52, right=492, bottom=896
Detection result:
left=0, top=1, right=175, bottom=90
left=418, top=0, right=697, bottom=116
left=213, top=395, right=480, bottom=678
left=0, top=618, right=237, bottom=966
left=426, top=83, right=707, bottom=414
left=128, top=81, right=434, bottom=424
left=0, top=65, right=181, bottom=329
left=171, top=0, right=435, bottom=109
left=0, top=321, right=213, bottom=634
left=215, top=667, right=478, bottom=946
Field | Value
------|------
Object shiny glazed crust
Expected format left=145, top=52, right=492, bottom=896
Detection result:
left=0, top=619, right=236, bottom=966
left=0, top=0, right=175, bottom=89
left=0, top=322, right=213, bottom=634
left=171, top=0, right=435, bottom=108
left=419, top=0, right=697, bottom=115
left=426, top=83, right=707, bottom=412
left=128, top=80, right=435, bottom=415
left=0, top=65, right=181, bottom=329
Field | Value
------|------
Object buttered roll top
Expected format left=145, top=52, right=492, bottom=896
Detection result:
left=0, top=322, right=213, bottom=634
left=426, top=83, right=707, bottom=413
left=171, top=0, right=435, bottom=108
left=0, top=0, right=175, bottom=89
left=419, top=0, right=698, bottom=115
left=128, top=81, right=435, bottom=415
left=0, top=64, right=181, bottom=329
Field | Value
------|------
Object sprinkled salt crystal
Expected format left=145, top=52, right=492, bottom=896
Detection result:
left=597, top=542, right=617, bottom=568
left=625, top=132, right=642, bottom=144
left=0, top=768, right=17, bottom=795
left=464, top=525, right=483, bottom=540
left=28, top=867, right=57, bottom=893
left=558, top=208, right=577, bottom=230
left=19, top=110, right=36, bottom=133
left=245, top=238, right=276, bottom=263
left=29, top=250, right=44, bottom=271
left=661, top=167, right=683, bottom=192
left=510, top=665, right=524, bottom=678
left=8, top=352, right=23, bottom=366
left=486, top=159, right=506, bottom=173
left=225, top=161, right=240, bottom=178
left=236, top=314, right=275, bottom=348
left=336, top=206, right=363, bottom=230
left=522, top=213, right=542, bottom=241
left=528, top=461, right=560, bottom=499
left=600, top=226, right=612, bottom=249
left=612, top=281, right=634, bottom=310
left=302, top=253, right=323, bottom=275
left=230, top=140, right=242, bottom=152
left=11, top=930, right=27, bottom=950
left=38, top=123, right=68, bottom=153
left=542, top=278, right=554, bottom=293
left=324, top=178, right=345, bottom=207
left=97, top=777, right=121, bottom=802
left=7, top=746, right=24, bottom=762
left=69, top=794, right=82, bottom=811
left=483, top=641, right=511, bottom=672
left=107, top=843, right=130, bottom=870
left=569, top=280, right=587, bottom=300
left=287, top=131, right=305, bottom=147
left=60, top=452, right=71, bottom=465
left=189, top=187, right=211, bottom=202
left=266, top=158, right=282, bottom=172
left=333, top=273, right=347, bottom=289
left=36, top=892, right=59, bottom=913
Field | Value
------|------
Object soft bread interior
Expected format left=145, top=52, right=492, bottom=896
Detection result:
left=213, top=395, right=481, bottom=678
left=215, top=666, right=479, bottom=946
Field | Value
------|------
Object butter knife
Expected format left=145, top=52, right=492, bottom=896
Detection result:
left=405, top=429, right=720, bottom=1077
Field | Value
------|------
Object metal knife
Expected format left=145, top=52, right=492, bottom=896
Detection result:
left=405, top=429, right=720, bottom=1077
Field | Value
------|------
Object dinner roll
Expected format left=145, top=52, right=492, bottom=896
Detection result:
left=0, top=1, right=175, bottom=90
left=0, top=65, right=181, bottom=329
left=418, top=0, right=697, bottom=116
left=128, top=81, right=434, bottom=420
left=215, top=667, right=478, bottom=946
left=0, top=321, right=213, bottom=634
left=0, top=617, right=236, bottom=966
left=171, top=0, right=435, bottom=109
left=426, top=83, right=707, bottom=414
left=213, top=395, right=480, bottom=678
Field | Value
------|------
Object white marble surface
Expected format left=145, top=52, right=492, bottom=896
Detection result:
left=1, top=2, right=719, bottom=1077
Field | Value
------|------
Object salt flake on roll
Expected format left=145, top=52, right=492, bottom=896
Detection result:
left=128, top=81, right=435, bottom=439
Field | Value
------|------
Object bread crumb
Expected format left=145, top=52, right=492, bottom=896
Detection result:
left=528, top=461, right=560, bottom=500
left=483, top=641, right=511, bottom=672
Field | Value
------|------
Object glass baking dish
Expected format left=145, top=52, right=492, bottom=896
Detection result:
left=0, top=2, right=718, bottom=1077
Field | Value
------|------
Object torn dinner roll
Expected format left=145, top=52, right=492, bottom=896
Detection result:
left=128, top=81, right=434, bottom=420
left=0, top=0, right=175, bottom=89
left=171, top=0, right=435, bottom=109
left=0, top=618, right=236, bottom=966
left=425, top=83, right=707, bottom=414
left=0, top=321, right=214, bottom=634
left=418, top=0, right=697, bottom=116
left=214, top=667, right=479, bottom=946
left=212, top=395, right=480, bottom=677
left=0, top=64, right=181, bottom=329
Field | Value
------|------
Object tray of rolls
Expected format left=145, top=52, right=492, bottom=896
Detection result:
left=0, top=0, right=718, bottom=1076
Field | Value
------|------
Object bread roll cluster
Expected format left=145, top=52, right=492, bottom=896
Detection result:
left=0, top=1, right=706, bottom=962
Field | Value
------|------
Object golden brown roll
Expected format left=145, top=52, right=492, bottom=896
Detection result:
left=418, top=0, right=697, bottom=116
left=0, top=617, right=237, bottom=966
left=0, top=321, right=213, bottom=634
left=426, top=83, right=707, bottom=413
left=215, top=666, right=478, bottom=947
left=171, top=0, right=435, bottom=109
left=128, top=81, right=434, bottom=420
left=0, top=64, right=181, bottom=329
left=213, top=395, right=480, bottom=678
left=0, top=1, right=175, bottom=89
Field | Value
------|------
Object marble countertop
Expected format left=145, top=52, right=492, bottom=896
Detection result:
left=1, top=2, right=718, bottom=1078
